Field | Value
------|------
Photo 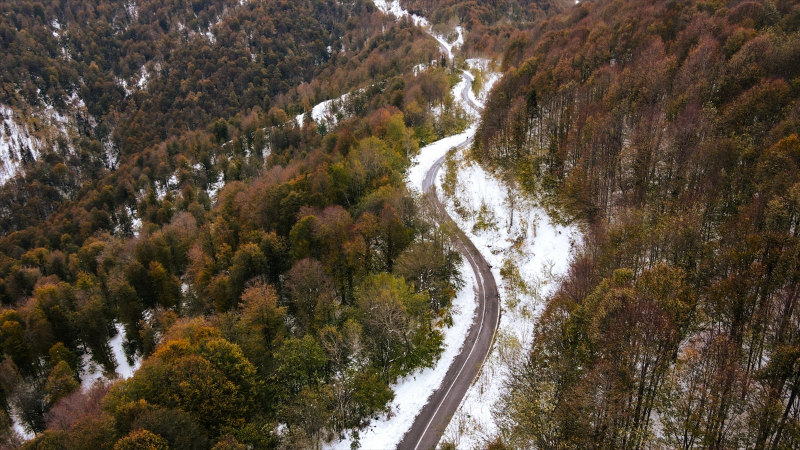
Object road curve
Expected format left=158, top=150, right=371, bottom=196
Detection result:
left=397, top=118, right=500, bottom=448
left=458, top=70, right=482, bottom=113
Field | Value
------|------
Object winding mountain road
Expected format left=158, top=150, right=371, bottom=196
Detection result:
left=397, top=75, right=500, bottom=450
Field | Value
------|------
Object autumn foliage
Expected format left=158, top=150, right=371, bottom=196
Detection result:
left=481, top=0, right=800, bottom=448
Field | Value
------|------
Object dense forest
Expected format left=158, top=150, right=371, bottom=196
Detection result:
left=399, top=0, right=566, bottom=56
left=476, top=0, right=800, bottom=448
left=0, top=0, right=492, bottom=447
left=11, top=0, right=800, bottom=447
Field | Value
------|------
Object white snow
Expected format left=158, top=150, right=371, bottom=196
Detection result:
left=137, top=65, right=148, bottom=90
left=438, top=146, right=581, bottom=449
left=407, top=125, right=475, bottom=191
left=11, top=410, right=34, bottom=440
left=326, top=3, right=511, bottom=447
left=324, top=10, right=485, bottom=448
left=126, top=1, right=138, bottom=19
left=453, top=72, right=480, bottom=119
left=120, top=64, right=155, bottom=95
left=155, top=182, right=167, bottom=201
left=0, top=91, right=87, bottom=185
left=295, top=92, right=351, bottom=128
left=206, top=171, right=225, bottom=200
left=413, top=60, right=439, bottom=76
left=372, top=0, right=428, bottom=27
left=463, top=59, right=501, bottom=112
left=79, top=350, right=106, bottom=391
left=372, top=0, right=461, bottom=60
left=326, top=258, right=478, bottom=450
left=104, top=140, right=119, bottom=169
left=81, top=324, right=141, bottom=390
left=151, top=170, right=179, bottom=201
left=109, top=323, right=141, bottom=379
left=0, top=97, right=80, bottom=185
left=0, top=104, right=41, bottom=185
left=469, top=72, right=500, bottom=107
left=167, top=172, right=179, bottom=190
left=130, top=207, right=142, bottom=237
left=326, top=29, right=495, bottom=450
left=453, top=26, right=465, bottom=49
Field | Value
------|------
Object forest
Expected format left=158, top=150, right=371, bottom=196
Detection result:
left=475, top=0, right=800, bottom=448
left=8, top=0, right=799, bottom=447
left=0, top=0, right=487, bottom=447
left=400, top=0, right=565, bottom=56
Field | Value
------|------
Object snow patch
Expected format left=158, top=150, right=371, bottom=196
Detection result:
left=137, top=65, right=148, bottom=90
left=126, top=1, right=138, bottom=19
left=329, top=45, right=490, bottom=450
left=295, top=92, right=351, bottom=128
left=408, top=126, right=475, bottom=192
left=79, top=350, right=106, bottom=391
left=0, top=96, right=82, bottom=185
left=105, top=140, right=119, bottom=169
left=80, top=324, right=142, bottom=391
left=464, top=59, right=501, bottom=110
left=207, top=171, right=225, bottom=201
left=413, top=60, right=439, bottom=76
left=130, top=205, right=142, bottom=237
left=0, top=105, right=41, bottom=185
left=11, top=410, right=34, bottom=440
left=167, top=172, right=179, bottom=190
left=453, top=26, right=465, bottom=49
left=110, top=323, right=141, bottom=379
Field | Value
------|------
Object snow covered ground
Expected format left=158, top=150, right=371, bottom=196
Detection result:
left=0, top=100, right=79, bottom=185
left=465, top=58, right=501, bottom=110
left=324, top=7, right=494, bottom=448
left=407, top=125, right=475, bottom=191
left=325, top=34, right=509, bottom=450
left=429, top=55, right=581, bottom=450
left=437, top=146, right=581, bottom=449
left=11, top=414, right=33, bottom=440
left=0, top=104, right=41, bottom=185
left=0, top=92, right=89, bottom=185
left=80, top=323, right=141, bottom=391
left=295, top=92, right=351, bottom=128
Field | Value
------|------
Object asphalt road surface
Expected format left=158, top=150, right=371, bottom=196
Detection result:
left=397, top=110, right=500, bottom=449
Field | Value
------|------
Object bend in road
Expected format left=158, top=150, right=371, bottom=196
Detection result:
left=398, top=107, right=500, bottom=449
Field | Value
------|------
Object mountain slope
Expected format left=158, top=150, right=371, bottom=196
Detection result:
left=479, top=0, right=800, bottom=448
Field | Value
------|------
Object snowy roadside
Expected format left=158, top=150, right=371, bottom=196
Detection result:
left=326, top=257, right=478, bottom=450
left=436, top=146, right=581, bottom=449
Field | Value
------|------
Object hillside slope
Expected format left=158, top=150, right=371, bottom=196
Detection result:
left=479, top=0, right=800, bottom=448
